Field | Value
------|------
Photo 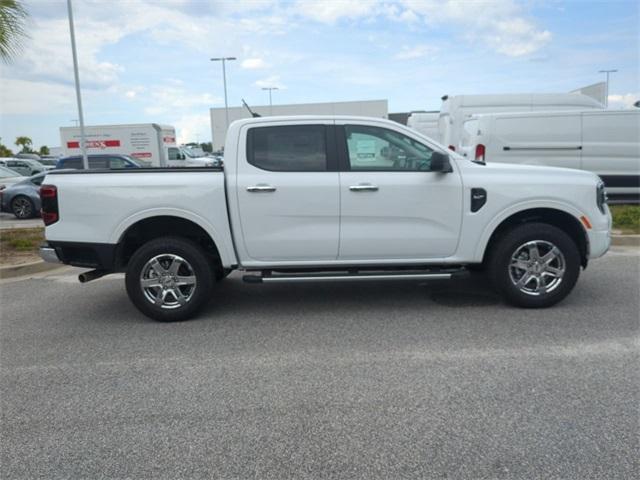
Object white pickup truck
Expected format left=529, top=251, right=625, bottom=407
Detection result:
left=40, top=116, right=611, bottom=321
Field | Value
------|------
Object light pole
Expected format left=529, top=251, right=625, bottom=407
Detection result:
left=67, top=0, right=88, bottom=169
left=598, top=69, right=617, bottom=108
left=262, top=87, right=279, bottom=115
left=210, top=57, right=236, bottom=134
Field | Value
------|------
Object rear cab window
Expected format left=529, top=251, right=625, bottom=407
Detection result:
left=247, top=125, right=327, bottom=171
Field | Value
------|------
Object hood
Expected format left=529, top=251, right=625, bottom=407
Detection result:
left=471, top=160, right=600, bottom=185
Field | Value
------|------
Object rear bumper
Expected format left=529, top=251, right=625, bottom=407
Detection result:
left=40, top=245, right=61, bottom=263
left=40, top=241, right=117, bottom=270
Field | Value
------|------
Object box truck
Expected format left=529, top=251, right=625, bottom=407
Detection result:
left=60, top=124, right=215, bottom=168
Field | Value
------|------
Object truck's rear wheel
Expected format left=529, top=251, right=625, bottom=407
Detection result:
left=125, top=236, right=214, bottom=321
left=488, top=223, right=581, bottom=308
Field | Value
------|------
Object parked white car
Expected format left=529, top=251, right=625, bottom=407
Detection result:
left=439, top=93, right=603, bottom=151
left=0, top=165, right=26, bottom=189
left=40, top=116, right=611, bottom=322
left=0, top=157, right=48, bottom=176
left=459, top=109, right=640, bottom=196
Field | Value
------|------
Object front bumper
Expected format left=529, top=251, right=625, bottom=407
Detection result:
left=40, top=244, right=61, bottom=264
left=588, top=229, right=611, bottom=259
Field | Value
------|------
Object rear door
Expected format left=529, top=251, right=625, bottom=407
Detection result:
left=582, top=111, right=640, bottom=193
left=336, top=121, right=463, bottom=260
left=236, top=121, right=340, bottom=262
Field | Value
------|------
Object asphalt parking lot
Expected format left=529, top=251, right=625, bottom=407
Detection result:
left=1, top=248, right=638, bottom=479
left=0, top=212, right=42, bottom=230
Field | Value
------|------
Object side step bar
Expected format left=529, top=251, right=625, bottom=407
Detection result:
left=243, top=269, right=468, bottom=284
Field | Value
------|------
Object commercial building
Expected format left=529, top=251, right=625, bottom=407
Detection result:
left=210, top=99, right=388, bottom=151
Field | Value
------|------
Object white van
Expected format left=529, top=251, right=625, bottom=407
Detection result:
left=406, top=112, right=439, bottom=140
left=460, top=109, right=640, bottom=196
left=439, top=93, right=603, bottom=151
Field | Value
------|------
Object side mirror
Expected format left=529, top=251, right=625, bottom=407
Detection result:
left=430, top=151, right=453, bottom=173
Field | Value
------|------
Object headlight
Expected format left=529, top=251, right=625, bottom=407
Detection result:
left=596, top=180, right=608, bottom=214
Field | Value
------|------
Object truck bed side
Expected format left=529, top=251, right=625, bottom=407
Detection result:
left=44, top=168, right=237, bottom=268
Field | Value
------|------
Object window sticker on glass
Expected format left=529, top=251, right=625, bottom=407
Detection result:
left=355, top=140, right=377, bottom=160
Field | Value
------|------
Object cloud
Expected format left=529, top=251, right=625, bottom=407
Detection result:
left=487, top=18, right=552, bottom=57
left=143, top=84, right=222, bottom=116
left=254, top=75, right=285, bottom=89
left=174, top=113, right=212, bottom=144
left=0, top=78, right=74, bottom=115
left=395, top=44, right=439, bottom=60
left=293, top=0, right=379, bottom=23
left=241, top=58, right=268, bottom=69
left=608, top=93, right=640, bottom=109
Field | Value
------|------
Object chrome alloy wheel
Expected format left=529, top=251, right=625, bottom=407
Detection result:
left=509, top=240, right=566, bottom=296
left=140, top=254, right=197, bottom=309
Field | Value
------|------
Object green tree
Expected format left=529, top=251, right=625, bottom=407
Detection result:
left=200, top=142, right=212, bottom=153
left=15, top=135, right=32, bottom=152
left=0, top=0, right=29, bottom=63
left=0, top=137, right=13, bottom=156
left=38, top=145, right=49, bottom=155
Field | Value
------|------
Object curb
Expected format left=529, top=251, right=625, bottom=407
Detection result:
left=0, top=260, right=66, bottom=279
left=611, top=235, right=640, bottom=247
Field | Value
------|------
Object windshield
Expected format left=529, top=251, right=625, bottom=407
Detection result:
left=181, top=148, right=197, bottom=158
left=121, top=155, right=142, bottom=167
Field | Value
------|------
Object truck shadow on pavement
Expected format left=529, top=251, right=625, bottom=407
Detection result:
left=203, top=273, right=502, bottom=318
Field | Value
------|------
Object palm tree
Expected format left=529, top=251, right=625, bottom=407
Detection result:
left=0, top=0, right=28, bottom=63
left=15, top=135, right=32, bottom=152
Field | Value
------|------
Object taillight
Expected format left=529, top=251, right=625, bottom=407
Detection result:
left=448, top=145, right=456, bottom=151
left=475, top=144, right=486, bottom=163
left=40, top=184, right=59, bottom=225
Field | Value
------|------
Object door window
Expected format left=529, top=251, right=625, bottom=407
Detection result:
left=247, top=125, right=327, bottom=171
left=109, top=157, right=127, bottom=169
left=344, top=125, right=434, bottom=171
left=168, top=147, right=183, bottom=161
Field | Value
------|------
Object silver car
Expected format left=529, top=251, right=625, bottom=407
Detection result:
left=0, top=172, right=46, bottom=219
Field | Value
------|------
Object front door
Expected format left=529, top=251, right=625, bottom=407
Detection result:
left=236, top=122, right=340, bottom=262
left=337, top=122, right=463, bottom=261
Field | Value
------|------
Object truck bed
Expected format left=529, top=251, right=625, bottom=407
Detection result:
left=43, top=168, right=237, bottom=267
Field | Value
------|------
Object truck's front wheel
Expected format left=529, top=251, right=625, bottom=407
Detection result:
left=488, top=223, right=581, bottom=308
left=125, top=237, right=214, bottom=321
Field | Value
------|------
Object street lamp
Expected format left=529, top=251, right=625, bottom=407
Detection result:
left=210, top=57, right=236, bottom=134
left=598, top=69, right=618, bottom=108
left=262, top=87, right=279, bottom=115
left=67, top=0, right=88, bottom=169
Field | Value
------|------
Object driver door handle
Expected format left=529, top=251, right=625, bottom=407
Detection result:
left=349, top=184, right=379, bottom=192
left=247, top=185, right=276, bottom=193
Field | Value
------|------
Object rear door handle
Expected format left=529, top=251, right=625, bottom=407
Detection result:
left=247, top=185, right=276, bottom=193
left=349, top=184, right=379, bottom=192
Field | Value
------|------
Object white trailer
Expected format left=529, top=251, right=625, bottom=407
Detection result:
left=60, top=124, right=177, bottom=167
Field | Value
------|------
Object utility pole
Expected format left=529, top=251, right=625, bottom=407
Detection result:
left=598, top=69, right=617, bottom=108
left=262, top=87, right=279, bottom=115
left=210, top=57, right=236, bottom=136
left=67, top=0, right=88, bottom=169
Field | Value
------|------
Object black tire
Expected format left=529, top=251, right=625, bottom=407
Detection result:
left=125, top=236, right=214, bottom=322
left=488, top=223, right=581, bottom=308
left=11, top=195, right=35, bottom=219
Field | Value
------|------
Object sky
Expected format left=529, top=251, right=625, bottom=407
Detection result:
left=0, top=0, right=638, bottom=149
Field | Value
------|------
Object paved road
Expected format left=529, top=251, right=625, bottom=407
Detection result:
left=1, top=249, right=638, bottom=479
left=0, top=212, right=43, bottom=230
